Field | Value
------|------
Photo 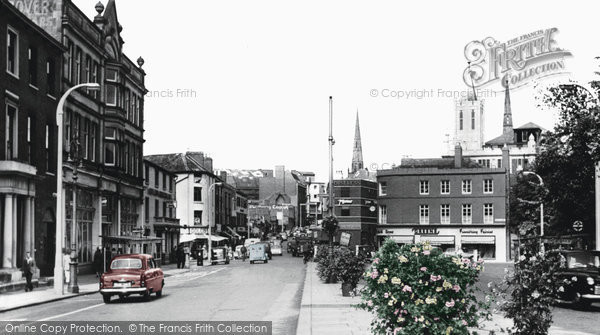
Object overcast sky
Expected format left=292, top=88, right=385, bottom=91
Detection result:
left=74, top=0, right=600, bottom=181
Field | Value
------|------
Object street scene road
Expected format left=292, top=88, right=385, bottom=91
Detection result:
left=0, top=249, right=305, bottom=335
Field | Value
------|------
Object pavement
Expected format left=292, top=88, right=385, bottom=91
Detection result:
left=295, top=262, right=598, bottom=335
left=0, top=260, right=204, bottom=313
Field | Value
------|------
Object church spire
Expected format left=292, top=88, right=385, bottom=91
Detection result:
left=351, top=110, right=364, bottom=174
left=502, top=79, right=514, bottom=142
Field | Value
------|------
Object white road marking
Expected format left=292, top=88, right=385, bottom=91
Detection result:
left=38, top=303, right=104, bottom=321
left=169, top=268, right=227, bottom=283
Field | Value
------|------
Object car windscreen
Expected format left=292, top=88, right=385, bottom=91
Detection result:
left=567, top=253, right=600, bottom=269
left=110, top=258, right=143, bottom=269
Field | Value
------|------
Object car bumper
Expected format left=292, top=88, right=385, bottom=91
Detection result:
left=581, top=294, right=600, bottom=300
left=100, top=287, right=147, bottom=294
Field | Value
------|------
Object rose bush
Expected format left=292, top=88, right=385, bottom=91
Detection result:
left=358, top=239, right=492, bottom=335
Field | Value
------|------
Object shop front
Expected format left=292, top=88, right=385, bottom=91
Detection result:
left=376, top=226, right=507, bottom=262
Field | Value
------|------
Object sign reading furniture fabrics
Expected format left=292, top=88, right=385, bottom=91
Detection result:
left=9, top=0, right=63, bottom=41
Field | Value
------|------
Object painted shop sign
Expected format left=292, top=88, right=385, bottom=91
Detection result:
left=412, top=228, right=439, bottom=235
left=460, top=229, right=495, bottom=234
left=9, top=0, right=63, bottom=41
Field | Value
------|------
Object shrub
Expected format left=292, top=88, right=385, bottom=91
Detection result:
left=357, top=239, right=492, bottom=335
left=336, top=247, right=366, bottom=287
left=316, top=245, right=337, bottom=283
left=492, top=222, right=561, bottom=335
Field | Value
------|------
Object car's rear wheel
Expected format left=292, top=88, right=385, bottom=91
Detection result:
left=265, top=259, right=268, bottom=264
left=156, top=282, right=164, bottom=297
left=102, top=295, right=111, bottom=304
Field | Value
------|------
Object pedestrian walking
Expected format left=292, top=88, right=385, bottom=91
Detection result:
left=176, top=245, right=184, bottom=268
left=93, top=247, right=103, bottom=277
left=240, top=245, right=247, bottom=262
left=62, top=248, right=70, bottom=284
left=22, top=252, right=34, bottom=292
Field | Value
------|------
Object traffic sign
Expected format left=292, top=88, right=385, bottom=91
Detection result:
left=573, top=220, right=583, bottom=232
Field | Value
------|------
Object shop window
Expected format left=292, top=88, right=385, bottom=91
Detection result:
left=419, top=205, right=429, bottom=225
left=462, top=244, right=495, bottom=260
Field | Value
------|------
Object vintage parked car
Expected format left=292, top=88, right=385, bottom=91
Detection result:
left=211, top=247, right=230, bottom=265
left=99, top=254, right=164, bottom=303
left=553, top=250, right=600, bottom=309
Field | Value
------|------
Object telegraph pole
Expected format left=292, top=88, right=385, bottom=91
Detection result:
left=328, top=96, right=334, bottom=217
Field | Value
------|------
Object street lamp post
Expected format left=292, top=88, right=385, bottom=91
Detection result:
left=521, top=171, right=545, bottom=252
left=208, top=182, right=222, bottom=263
left=54, top=83, right=100, bottom=295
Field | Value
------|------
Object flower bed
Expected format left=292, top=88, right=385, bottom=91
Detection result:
left=358, top=239, right=492, bottom=335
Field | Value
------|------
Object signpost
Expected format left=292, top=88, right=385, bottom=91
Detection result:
left=573, top=220, right=583, bottom=232
left=340, top=232, right=351, bottom=246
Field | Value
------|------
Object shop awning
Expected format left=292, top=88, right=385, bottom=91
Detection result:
left=461, top=236, right=495, bottom=244
left=227, top=226, right=242, bottom=238
left=388, top=236, right=414, bottom=244
left=421, top=236, right=455, bottom=246
left=180, top=234, right=228, bottom=243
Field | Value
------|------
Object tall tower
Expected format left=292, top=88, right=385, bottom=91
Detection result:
left=502, top=80, right=514, bottom=143
left=351, top=111, right=364, bottom=174
left=453, top=93, right=485, bottom=154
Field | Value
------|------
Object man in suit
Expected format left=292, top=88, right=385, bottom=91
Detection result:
left=22, top=252, right=34, bottom=292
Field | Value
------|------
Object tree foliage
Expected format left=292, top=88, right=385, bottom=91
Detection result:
left=528, top=81, right=600, bottom=239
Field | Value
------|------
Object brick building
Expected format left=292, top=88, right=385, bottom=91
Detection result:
left=0, top=0, right=63, bottom=284
left=376, top=145, right=510, bottom=262
left=8, top=0, right=148, bottom=275
left=333, top=178, right=378, bottom=250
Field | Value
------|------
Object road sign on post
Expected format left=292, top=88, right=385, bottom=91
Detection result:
left=340, top=232, right=351, bottom=246
left=573, top=220, right=583, bottom=232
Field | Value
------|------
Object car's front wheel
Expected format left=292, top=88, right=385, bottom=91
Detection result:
left=156, top=281, right=164, bottom=297
left=102, top=295, right=111, bottom=304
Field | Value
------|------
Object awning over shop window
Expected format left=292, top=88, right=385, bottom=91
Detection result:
left=180, top=234, right=228, bottom=243
left=421, top=236, right=455, bottom=246
left=388, top=236, right=414, bottom=244
left=461, top=236, right=495, bottom=244
left=227, top=226, right=242, bottom=238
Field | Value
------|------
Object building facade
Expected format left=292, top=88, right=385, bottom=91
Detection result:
left=143, top=159, right=179, bottom=265
left=333, top=179, right=378, bottom=249
left=377, top=146, right=510, bottom=262
left=0, top=0, right=63, bottom=283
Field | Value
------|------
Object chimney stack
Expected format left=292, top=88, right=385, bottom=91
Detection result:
left=454, top=143, right=463, bottom=168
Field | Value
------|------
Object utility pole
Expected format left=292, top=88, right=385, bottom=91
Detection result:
left=328, top=96, right=335, bottom=217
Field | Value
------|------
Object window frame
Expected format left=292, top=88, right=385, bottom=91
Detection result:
left=462, top=204, right=472, bottom=224
left=440, top=204, right=450, bottom=224
left=419, top=180, right=429, bottom=195
left=483, top=203, right=494, bottom=224
left=419, top=204, right=429, bottom=225
left=462, top=180, right=472, bottom=194
left=6, top=26, right=19, bottom=78
left=483, top=179, right=494, bottom=194
left=440, top=180, right=450, bottom=195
